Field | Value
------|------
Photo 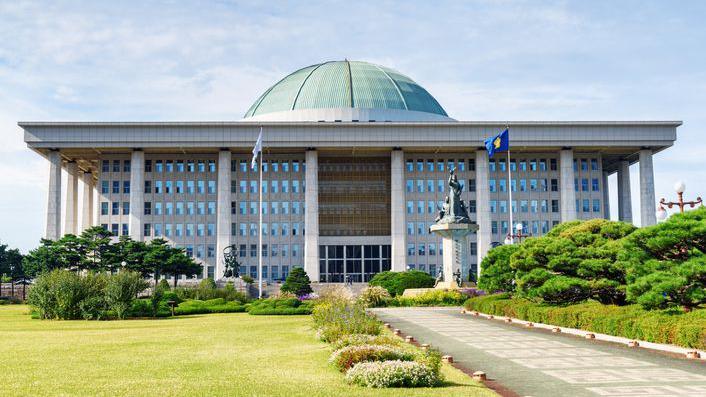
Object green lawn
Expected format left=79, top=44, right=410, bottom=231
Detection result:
left=0, top=305, right=495, bottom=397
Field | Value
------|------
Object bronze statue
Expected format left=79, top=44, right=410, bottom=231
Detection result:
left=223, top=245, right=241, bottom=278
left=453, top=269, right=462, bottom=288
left=434, top=269, right=444, bottom=287
left=434, top=169, right=470, bottom=224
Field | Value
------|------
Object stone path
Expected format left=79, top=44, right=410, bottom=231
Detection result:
left=372, top=307, right=706, bottom=397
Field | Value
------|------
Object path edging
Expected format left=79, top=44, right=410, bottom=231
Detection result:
left=459, top=307, right=706, bottom=361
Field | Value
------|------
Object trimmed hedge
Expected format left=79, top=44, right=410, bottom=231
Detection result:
left=174, top=298, right=247, bottom=315
left=369, top=271, right=434, bottom=297
left=465, top=294, right=706, bottom=350
left=388, top=289, right=470, bottom=307
left=247, top=297, right=314, bottom=315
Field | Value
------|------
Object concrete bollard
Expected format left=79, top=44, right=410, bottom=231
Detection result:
left=384, top=323, right=391, bottom=328
left=420, top=343, right=430, bottom=350
left=393, top=329, right=401, bottom=336
left=504, top=318, right=512, bottom=323
left=472, top=311, right=480, bottom=316
left=405, top=335, right=415, bottom=343
left=487, top=315, right=494, bottom=320
left=551, top=327, right=561, bottom=333
left=585, top=333, right=595, bottom=339
left=472, top=371, right=487, bottom=381
left=628, top=340, right=639, bottom=348
left=526, top=322, right=534, bottom=328
left=442, top=355, right=453, bottom=363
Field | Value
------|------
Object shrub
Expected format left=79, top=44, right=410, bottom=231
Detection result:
left=157, top=278, right=171, bottom=291
left=369, top=271, right=434, bottom=296
left=104, top=271, right=149, bottom=319
left=357, top=286, right=392, bottom=308
left=280, top=267, right=313, bottom=296
left=345, top=360, right=439, bottom=388
left=389, top=289, right=468, bottom=307
left=331, top=334, right=403, bottom=350
left=174, top=282, right=249, bottom=303
left=241, top=275, right=254, bottom=284
left=247, top=297, right=314, bottom=315
left=174, top=299, right=246, bottom=315
left=312, top=300, right=381, bottom=342
left=329, top=345, right=415, bottom=371
left=464, top=294, right=706, bottom=350
left=28, top=270, right=107, bottom=320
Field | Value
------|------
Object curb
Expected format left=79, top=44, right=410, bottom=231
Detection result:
left=461, top=309, right=706, bottom=361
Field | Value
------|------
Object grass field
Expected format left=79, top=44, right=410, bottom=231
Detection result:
left=0, top=305, right=495, bottom=397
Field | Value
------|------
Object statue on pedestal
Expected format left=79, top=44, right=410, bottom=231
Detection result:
left=435, top=169, right=470, bottom=224
left=222, top=245, right=241, bottom=279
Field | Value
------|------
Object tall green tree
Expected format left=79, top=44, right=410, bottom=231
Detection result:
left=478, top=244, right=519, bottom=293
left=79, top=226, right=115, bottom=271
left=620, top=207, right=706, bottom=311
left=143, top=239, right=172, bottom=284
left=53, top=234, right=85, bottom=271
left=23, top=239, right=62, bottom=276
left=163, top=248, right=202, bottom=288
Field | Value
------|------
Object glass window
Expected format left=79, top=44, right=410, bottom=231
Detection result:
left=100, top=202, right=109, bottom=215
left=113, top=160, right=121, bottom=173
left=101, top=181, right=109, bottom=194
left=112, top=202, right=119, bottom=215
left=406, top=160, right=413, bottom=172
left=592, top=178, right=600, bottom=191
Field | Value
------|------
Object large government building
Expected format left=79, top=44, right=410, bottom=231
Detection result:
left=20, top=60, right=679, bottom=284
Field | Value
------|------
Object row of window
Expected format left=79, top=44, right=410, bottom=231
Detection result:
left=231, top=160, right=302, bottom=173
left=231, top=201, right=304, bottom=216
left=144, top=223, right=216, bottom=238
left=243, top=265, right=298, bottom=282
left=491, top=220, right=559, bottom=235
left=406, top=159, right=474, bottom=173
left=406, top=242, right=478, bottom=256
left=231, top=223, right=303, bottom=237
left=406, top=200, right=476, bottom=215
left=231, top=180, right=302, bottom=194
left=101, top=160, right=131, bottom=173
left=146, top=159, right=216, bottom=173
left=235, top=243, right=302, bottom=258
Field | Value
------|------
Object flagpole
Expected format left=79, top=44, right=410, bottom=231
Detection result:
left=506, top=125, right=514, bottom=244
left=258, top=131, right=264, bottom=299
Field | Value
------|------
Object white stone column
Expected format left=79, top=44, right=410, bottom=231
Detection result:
left=390, top=149, right=406, bottom=272
left=45, top=150, right=62, bottom=240
left=475, top=149, right=491, bottom=275
left=617, top=160, right=633, bottom=223
left=128, top=150, right=144, bottom=241
left=560, top=149, right=577, bottom=222
left=216, top=150, right=232, bottom=280
left=64, top=161, right=79, bottom=235
left=639, top=149, right=656, bottom=226
left=602, top=171, right=611, bottom=220
left=304, top=149, right=320, bottom=282
left=81, top=171, right=94, bottom=231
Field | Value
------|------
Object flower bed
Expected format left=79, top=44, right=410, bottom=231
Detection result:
left=345, top=360, right=439, bottom=388
left=329, top=344, right=415, bottom=371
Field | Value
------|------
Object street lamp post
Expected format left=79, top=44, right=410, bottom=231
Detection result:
left=656, top=181, right=703, bottom=221
left=504, top=223, right=530, bottom=245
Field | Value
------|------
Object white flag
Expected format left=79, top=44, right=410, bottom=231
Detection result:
left=251, top=127, right=263, bottom=170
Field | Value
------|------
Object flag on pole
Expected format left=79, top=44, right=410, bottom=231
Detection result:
left=484, top=128, right=509, bottom=158
left=251, top=127, right=263, bottom=170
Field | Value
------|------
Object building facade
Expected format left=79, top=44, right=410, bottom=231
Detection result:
left=21, top=60, right=679, bottom=283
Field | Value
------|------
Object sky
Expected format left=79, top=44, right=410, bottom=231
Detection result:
left=1, top=0, right=706, bottom=252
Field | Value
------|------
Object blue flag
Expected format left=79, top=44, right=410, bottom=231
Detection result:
left=484, top=129, right=509, bottom=158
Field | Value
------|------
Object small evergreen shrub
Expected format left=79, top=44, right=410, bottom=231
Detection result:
left=345, top=360, right=439, bottom=388
left=280, top=267, right=313, bottom=296
left=329, top=345, right=414, bottom=371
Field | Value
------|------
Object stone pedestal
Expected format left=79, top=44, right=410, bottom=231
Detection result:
left=429, top=222, right=478, bottom=289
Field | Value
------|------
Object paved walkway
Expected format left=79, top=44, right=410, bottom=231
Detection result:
left=372, top=307, right=706, bottom=397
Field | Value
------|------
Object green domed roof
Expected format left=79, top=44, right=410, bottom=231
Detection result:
left=244, top=60, right=449, bottom=120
